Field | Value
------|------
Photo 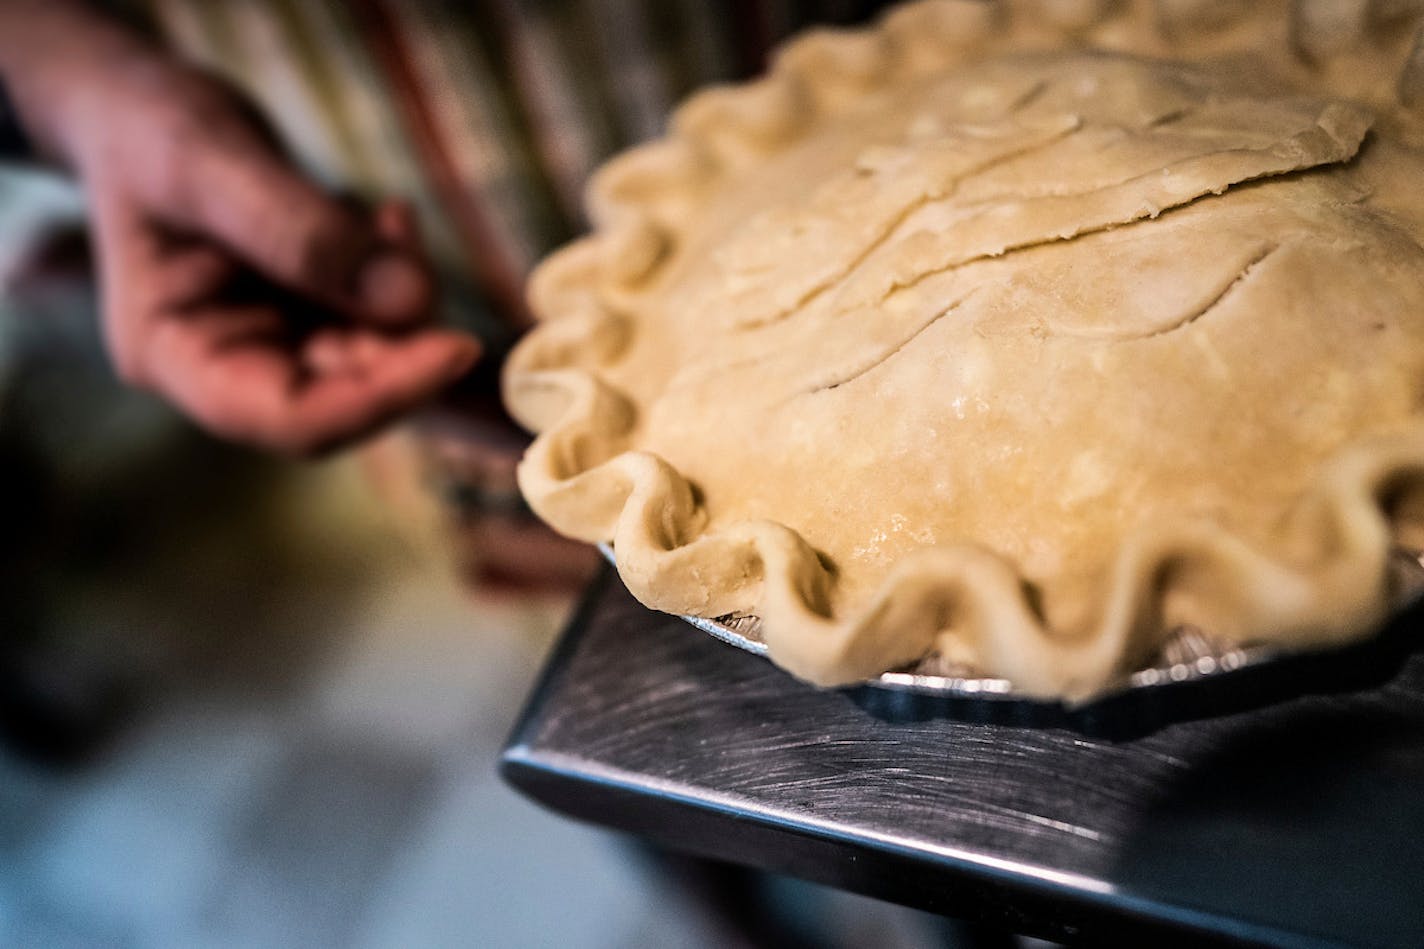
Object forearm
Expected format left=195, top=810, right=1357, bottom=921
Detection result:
left=0, top=0, right=159, bottom=166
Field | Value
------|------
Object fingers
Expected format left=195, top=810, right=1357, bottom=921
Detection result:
left=357, top=247, right=433, bottom=325
left=185, top=148, right=431, bottom=325
left=287, top=329, right=482, bottom=453
left=129, top=83, right=433, bottom=326
left=375, top=199, right=420, bottom=246
left=142, top=312, right=481, bottom=455
left=79, top=63, right=473, bottom=455
left=90, top=192, right=243, bottom=384
left=94, top=184, right=474, bottom=453
left=90, top=191, right=162, bottom=384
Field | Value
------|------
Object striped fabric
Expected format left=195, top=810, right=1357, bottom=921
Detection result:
left=139, top=0, right=901, bottom=346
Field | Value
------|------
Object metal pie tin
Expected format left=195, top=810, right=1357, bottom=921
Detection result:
left=598, top=544, right=1424, bottom=736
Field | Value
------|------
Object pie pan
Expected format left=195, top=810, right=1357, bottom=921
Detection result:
left=599, top=544, right=1424, bottom=737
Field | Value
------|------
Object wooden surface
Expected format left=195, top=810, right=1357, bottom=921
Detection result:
left=503, top=567, right=1424, bottom=948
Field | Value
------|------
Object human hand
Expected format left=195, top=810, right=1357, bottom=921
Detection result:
left=0, top=3, right=480, bottom=454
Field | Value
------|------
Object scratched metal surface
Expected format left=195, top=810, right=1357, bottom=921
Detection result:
left=503, top=568, right=1424, bottom=947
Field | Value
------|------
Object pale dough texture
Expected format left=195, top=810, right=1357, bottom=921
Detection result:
left=505, top=1, right=1424, bottom=697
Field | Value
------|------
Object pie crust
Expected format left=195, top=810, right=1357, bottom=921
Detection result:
left=504, top=0, right=1424, bottom=698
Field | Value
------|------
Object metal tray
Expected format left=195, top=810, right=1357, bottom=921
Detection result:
left=599, top=543, right=1424, bottom=735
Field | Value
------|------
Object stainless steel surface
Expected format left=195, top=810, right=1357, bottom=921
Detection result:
left=598, top=542, right=1424, bottom=719
left=503, top=568, right=1424, bottom=947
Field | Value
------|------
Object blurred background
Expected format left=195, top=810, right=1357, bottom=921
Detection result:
left=0, top=161, right=960, bottom=948
left=0, top=1, right=981, bottom=946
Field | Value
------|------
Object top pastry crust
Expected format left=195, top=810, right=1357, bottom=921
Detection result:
left=504, top=0, right=1424, bottom=698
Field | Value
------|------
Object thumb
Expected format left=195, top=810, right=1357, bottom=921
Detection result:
left=161, top=132, right=431, bottom=324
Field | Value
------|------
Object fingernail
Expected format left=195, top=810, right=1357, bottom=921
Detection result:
left=359, top=250, right=430, bottom=321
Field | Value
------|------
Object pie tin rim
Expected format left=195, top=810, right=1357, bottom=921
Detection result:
left=596, top=543, right=1418, bottom=712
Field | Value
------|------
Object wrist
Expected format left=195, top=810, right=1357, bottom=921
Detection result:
left=0, top=0, right=160, bottom=167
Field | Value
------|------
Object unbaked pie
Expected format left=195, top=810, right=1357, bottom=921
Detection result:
left=503, top=0, right=1424, bottom=698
